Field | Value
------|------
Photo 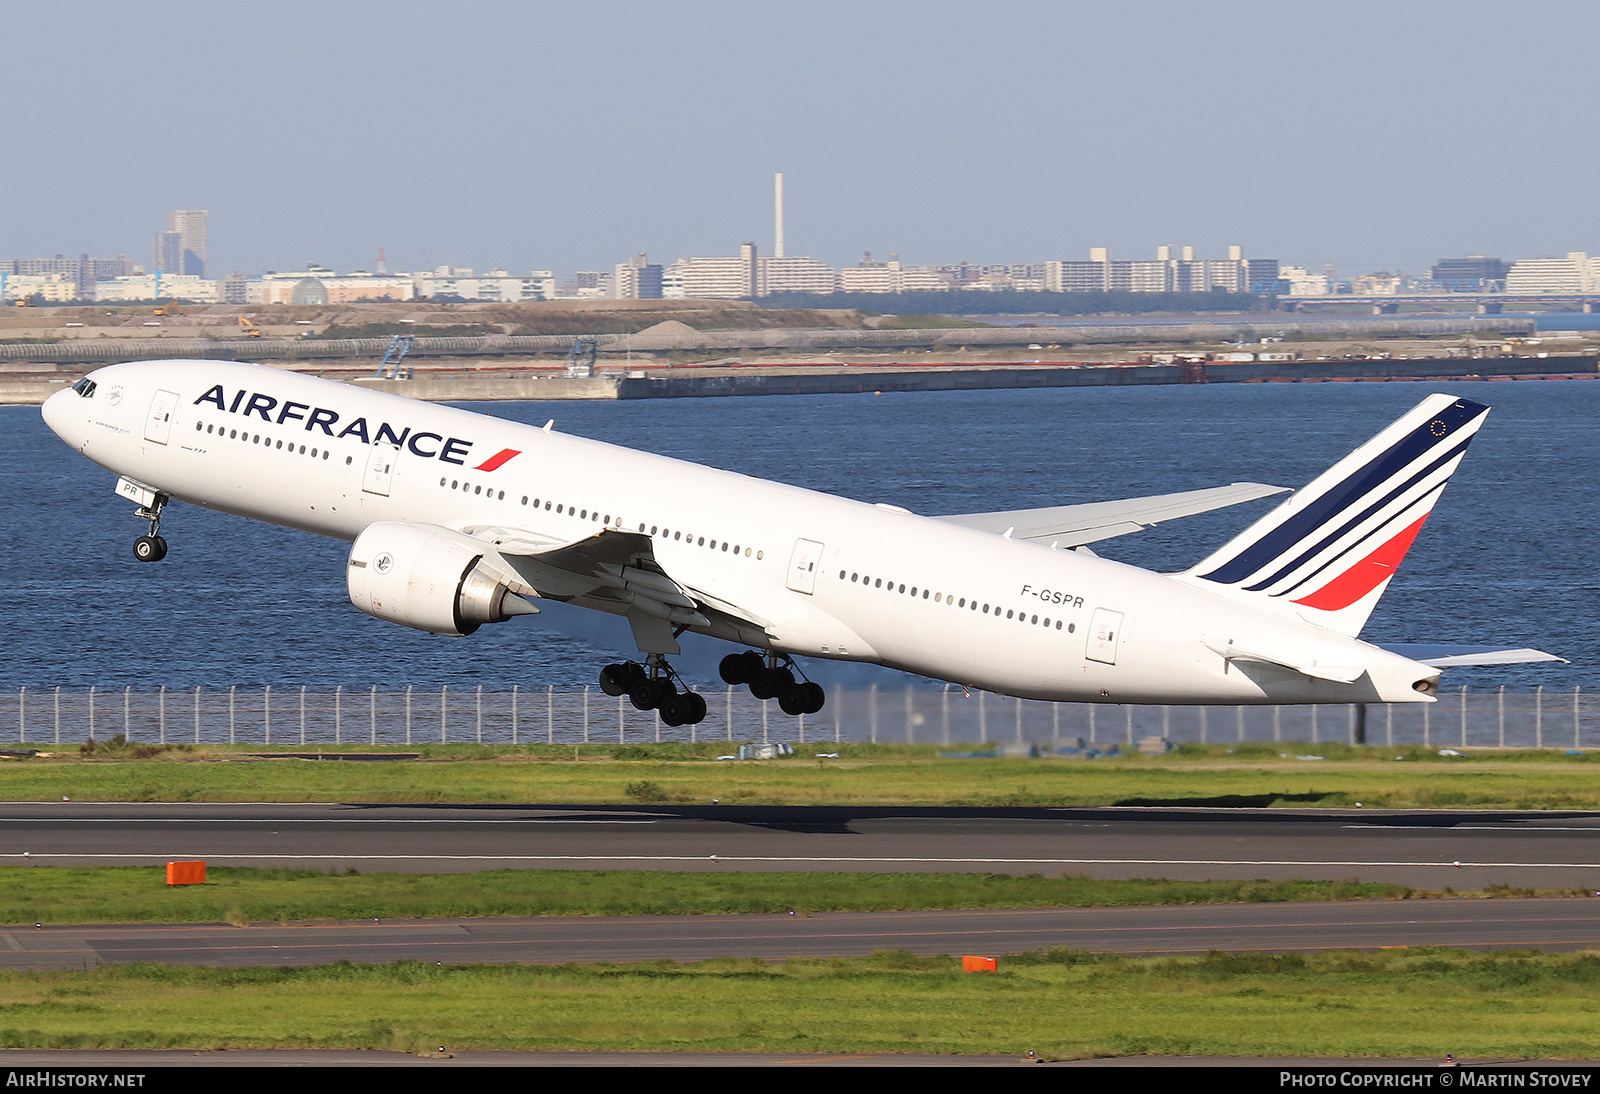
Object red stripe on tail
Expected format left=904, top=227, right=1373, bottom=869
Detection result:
left=474, top=448, right=521, bottom=472
left=1292, top=515, right=1429, bottom=612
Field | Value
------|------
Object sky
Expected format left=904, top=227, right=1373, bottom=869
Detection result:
left=3, top=0, right=1598, bottom=280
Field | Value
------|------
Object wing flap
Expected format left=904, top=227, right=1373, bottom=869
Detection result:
left=938, top=482, right=1288, bottom=547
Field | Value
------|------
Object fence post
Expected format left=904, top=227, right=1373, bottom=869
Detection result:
left=1124, top=704, right=1132, bottom=745
left=582, top=686, right=589, bottom=744
left=512, top=685, right=518, bottom=745
left=618, top=693, right=624, bottom=745
left=1576, top=686, right=1583, bottom=749
left=1536, top=685, right=1544, bottom=749
left=942, top=685, right=951, bottom=746
left=1423, top=701, right=1430, bottom=749
left=17, top=686, right=23, bottom=744
left=55, top=686, right=61, bottom=746
left=1014, top=697, right=1022, bottom=745
left=1088, top=703, right=1096, bottom=744
left=871, top=683, right=880, bottom=744
left=1195, top=706, right=1203, bottom=745
left=905, top=686, right=914, bottom=744
left=1497, top=685, right=1505, bottom=749
left=1460, top=685, right=1467, bottom=748
left=1385, top=704, right=1393, bottom=748
left=123, top=685, right=130, bottom=741
left=300, top=686, right=306, bottom=746
left=369, top=686, right=376, bottom=745
left=726, top=686, right=733, bottom=741
left=476, top=685, right=483, bottom=744
left=762, top=699, right=769, bottom=744
left=546, top=685, right=553, bottom=744
left=159, top=685, right=166, bottom=745
left=1273, top=705, right=1281, bottom=743
left=333, top=686, right=342, bottom=745
left=263, top=685, right=270, bottom=745
left=228, top=685, right=235, bottom=745
left=441, top=685, right=448, bottom=743
left=192, top=686, right=199, bottom=745
left=88, top=684, right=95, bottom=742
left=1054, top=703, right=1061, bottom=749
left=1236, top=706, right=1245, bottom=743
left=405, top=685, right=412, bottom=745
left=1310, top=704, right=1318, bottom=744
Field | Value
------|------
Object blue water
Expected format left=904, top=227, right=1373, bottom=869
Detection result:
left=2, top=380, right=1594, bottom=692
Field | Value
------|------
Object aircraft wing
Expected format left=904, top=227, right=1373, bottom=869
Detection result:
left=460, top=524, right=770, bottom=652
left=1378, top=644, right=1568, bottom=668
left=936, top=482, right=1290, bottom=548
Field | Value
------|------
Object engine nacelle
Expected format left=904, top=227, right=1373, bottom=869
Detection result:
left=347, top=522, right=527, bottom=636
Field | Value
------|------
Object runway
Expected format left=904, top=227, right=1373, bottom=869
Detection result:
left=3, top=801, right=1600, bottom=890
left=0, top=897, right=1595, bottom=971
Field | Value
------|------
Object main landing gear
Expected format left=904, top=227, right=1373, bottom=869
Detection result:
left=719, top=651, right=826, bottom=716
left=598, top=655, right=709, bottom=727
left=132, top=495, right=168, bottom=563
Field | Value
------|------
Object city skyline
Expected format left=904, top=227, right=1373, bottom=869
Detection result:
left=5, top=2, right=1599, bottom=279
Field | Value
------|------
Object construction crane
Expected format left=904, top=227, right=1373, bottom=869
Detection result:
left=565, top=337, right=598, bottom=378
left=376, top=334, right=414, bottom=379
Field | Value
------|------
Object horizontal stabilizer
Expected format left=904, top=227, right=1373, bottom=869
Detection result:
left=1379, top=644, right=1567, bottom=668
left=938, top=482, right=1288, bottom=548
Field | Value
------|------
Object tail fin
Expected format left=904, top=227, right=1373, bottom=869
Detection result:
left=1177, top=393, right=1489, bottom=638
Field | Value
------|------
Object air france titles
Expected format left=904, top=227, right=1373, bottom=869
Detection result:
left=195, top=386, right=473, bottom=465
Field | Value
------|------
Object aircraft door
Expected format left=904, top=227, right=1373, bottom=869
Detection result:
left=1086, top=608, right=1124, bottom=665
left=786, top=538, right=825, bottom=595
left=143, top=389, right=181, bottom=445
left=362, top=442, right=399, bottom=497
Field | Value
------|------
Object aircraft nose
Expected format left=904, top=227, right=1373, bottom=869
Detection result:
left=40, top=386, right=74, bottom=439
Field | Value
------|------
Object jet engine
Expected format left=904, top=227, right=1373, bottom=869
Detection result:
left=346, top=522, right=537, bottom=636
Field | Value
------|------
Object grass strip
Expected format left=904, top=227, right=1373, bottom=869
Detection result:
left=0, top=948, right=1595, bottom=1057
left=2, top=741, right=1600, bottom=809
left=0, top=867, right=1442, bottom=925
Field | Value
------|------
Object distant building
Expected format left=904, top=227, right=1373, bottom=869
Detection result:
left=169, top=210, right=208, bottom=277
left=664, top=243, right=760, bottom=299
left=1044, top=247, right=1273, bottom=295
left=0, top=254, right=136, bottom=299
left=1505, top=253, right=1600, bottom=294
left=613, top=254, right=664, bottom=299
left=1432, top=255, right=1507, bottom=292
left=95, top=274, right=219, bottom=303
left=0, top=272, right=79, bottom=303
left=255, top=266, right=415, bottom=304
left=414, top=267, right=551, bottom=302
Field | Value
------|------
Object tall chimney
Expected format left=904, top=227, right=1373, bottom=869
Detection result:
left=774, top=173, right=785, bottom=258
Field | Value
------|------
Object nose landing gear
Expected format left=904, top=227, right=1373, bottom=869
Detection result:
left=719, top=651, right=825, bottom=716
left=599, top=655, right=708, bottom=727
left=132, top=495, right=169, bottom=563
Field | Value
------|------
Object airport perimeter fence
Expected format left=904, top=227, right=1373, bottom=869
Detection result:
left=3, top=684, right=1597, bottom=753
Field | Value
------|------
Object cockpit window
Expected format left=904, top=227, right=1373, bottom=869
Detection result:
left=71, top=378, right=96, bottom=398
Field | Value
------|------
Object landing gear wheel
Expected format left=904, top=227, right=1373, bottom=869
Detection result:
left=801, top=681, right=826, bottom=715
left=749, top=666, right=794, bottom=701
left=778, top=683, right=811, bottom=716
left=600, top=662, right=644, bottom=697
left=628, top=681, right=658, bottom=711
left=658, top=693, right=689, bottom=727
left=684, top=691, right=708, bottom=725
left=719, top=651, right=764, bottom=685
left=133, top=535, right=167, bottom=563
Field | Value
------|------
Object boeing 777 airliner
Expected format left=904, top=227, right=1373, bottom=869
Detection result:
left=40, top=359, right=1558, bottom=726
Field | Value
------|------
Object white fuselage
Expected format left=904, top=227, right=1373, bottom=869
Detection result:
left=40, top=360, right=1441, bottom=705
